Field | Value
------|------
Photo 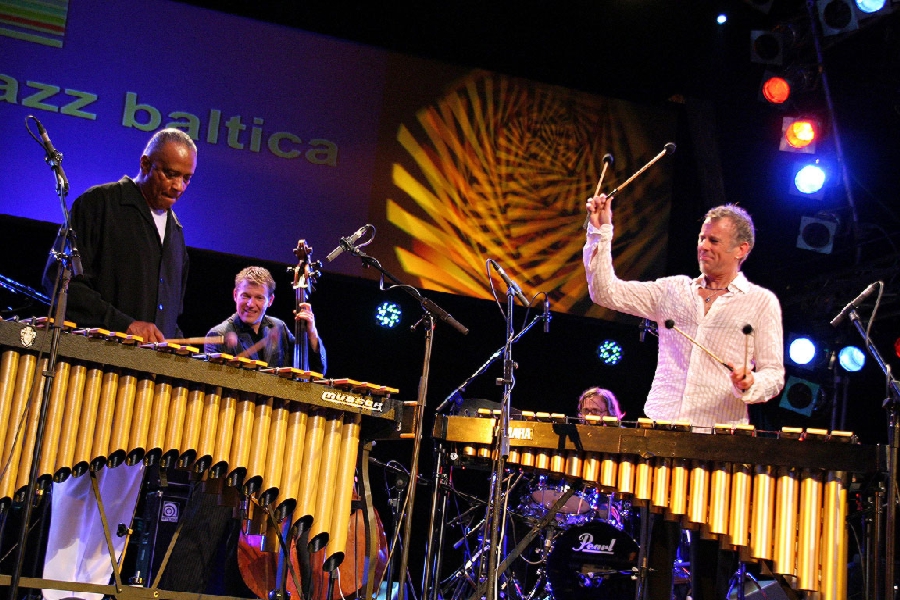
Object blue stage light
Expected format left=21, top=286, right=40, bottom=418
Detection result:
left=375, top=301, right=402, bottom=328
left=855, top=0, right=886, bottom=14
left=838, top=346, right=865, bottom=372
left=596, top=339, right=623, bottom=366
left=793, top=163, right=826, bottom=195
left=788, top=336, right=817, bottom=366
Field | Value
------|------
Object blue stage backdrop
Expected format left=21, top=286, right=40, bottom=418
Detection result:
left=1, top=0, right=675, bottom=317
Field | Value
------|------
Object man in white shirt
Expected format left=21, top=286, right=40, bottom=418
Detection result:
left=583, top=193, right=785, bottom=599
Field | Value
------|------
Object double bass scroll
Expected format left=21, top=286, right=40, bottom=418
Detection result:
left=290, top=240, right=321, bottom=372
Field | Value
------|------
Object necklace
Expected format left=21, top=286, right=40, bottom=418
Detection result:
left=702, top=277, right=733, bottom=303
left=703, top=287, right=728, bottom=303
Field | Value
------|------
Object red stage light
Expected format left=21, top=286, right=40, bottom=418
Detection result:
left=762, top=76, right=791, bottom=104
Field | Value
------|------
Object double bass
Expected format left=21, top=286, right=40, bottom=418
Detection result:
left=237, top=240, right=388, bottom=600
left=291, top=239, right=317, bottom=375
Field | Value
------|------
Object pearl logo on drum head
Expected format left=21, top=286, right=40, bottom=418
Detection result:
left=572, top=533, right=616, bottom=554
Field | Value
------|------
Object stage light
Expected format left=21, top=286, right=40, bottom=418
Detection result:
left=817, top=0, right=859, bottom=36
left=375, top=301, right=402, bottom=328
left=791, top=162, right=827, bottom=196
left=717, top=14, right=728, bottom=24
left=779, top=375, right=822, bottom=416
left=789, top=336, right=818, bottom=366
left=780, top=117, right=818, bottom=153
left=855, top=0, right=886, bottom=13
left=797, top=215, right=837, bottom=253
left=760, top=66, right=818, bottom=107
left=895, top=337, right=900, bottom=359
left=761, top=73, right=792, bottom=104
left=751, top=30, right=785, bottom=65
left=596, top=339, right=623, bottom=366
left=838, top=345, right=866, bottom=371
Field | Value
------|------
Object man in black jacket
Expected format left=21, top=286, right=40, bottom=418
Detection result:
left=45, top=127, right=195, bottom=341
left=41, top=128, right=197, bottom=600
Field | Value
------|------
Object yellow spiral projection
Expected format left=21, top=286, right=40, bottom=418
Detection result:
left=386, top=70, right=673, bottom=318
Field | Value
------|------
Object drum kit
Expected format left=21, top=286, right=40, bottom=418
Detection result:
left=514, top=474, right=641, bottom=600
left=437, top=471, right=690, bottom=600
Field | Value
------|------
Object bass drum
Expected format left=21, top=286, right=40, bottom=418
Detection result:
left=545, top=521, right=638, bottom=600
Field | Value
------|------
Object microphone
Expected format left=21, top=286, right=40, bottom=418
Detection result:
left=543, top=297, right=551, bottom=333
left=32, top=116, right=68, bottom=192
left=326, top=225, right=367, bottom=262
left=490, top=260, right=530, bottom=307
left=830, top=281, right=880, bottom=327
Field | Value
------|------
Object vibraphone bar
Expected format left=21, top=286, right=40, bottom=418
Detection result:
left=0, top=318, right=407, bottom=576
left=433, top=413, right=883, bottom=599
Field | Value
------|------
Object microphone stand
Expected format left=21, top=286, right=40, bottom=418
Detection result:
left=482, top=289, right=516, bottom=600
left=421, top=440, right=448, bottom=600
left=844, top=309, right=900, bottom=599
left=435, top=312, right=545, bottom=414
left=383, top=468, right=410, bottom=597
left=423, top=297, right=543, bottom=599
left=338, top=243, right=467, bottom=600
left=10, top=125, right=79, bottom=600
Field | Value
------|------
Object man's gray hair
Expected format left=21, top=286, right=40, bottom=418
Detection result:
left=143, top=128, right=197, bottom=158
left=705, top=204, right=755, bottom=263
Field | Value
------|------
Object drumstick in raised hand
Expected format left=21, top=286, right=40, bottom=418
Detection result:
left=583, top=143, right=675, bottom=229
left=664, top=319, right=733, bottom=372
left=594, top=153, right=615, bottom=196
left=583, top=154, right=615, bottom=229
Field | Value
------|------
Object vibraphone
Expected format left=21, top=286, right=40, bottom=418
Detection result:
left=433, top=412, right=883, bottom=599
left=0, top=318, right=407, bottom=579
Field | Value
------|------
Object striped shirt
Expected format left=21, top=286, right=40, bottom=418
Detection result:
left=584, top=223, right=785, bottom=429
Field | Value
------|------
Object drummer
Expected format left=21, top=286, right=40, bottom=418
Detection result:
left=576, top=386, right=624, bottom=420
